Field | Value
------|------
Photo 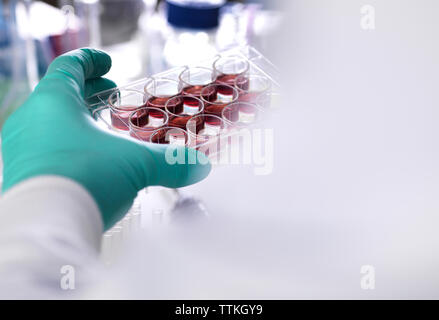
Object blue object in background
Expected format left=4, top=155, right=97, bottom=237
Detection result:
left=0, top=0, right=33, bottom=126
left=0, top=0, right=14, bottom=77
left=0, top=1, right=10, bottom=48
left=166, top=0, right=225, bottom=29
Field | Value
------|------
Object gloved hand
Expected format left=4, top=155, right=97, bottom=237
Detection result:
left=1, top=49, right=211, bottom=230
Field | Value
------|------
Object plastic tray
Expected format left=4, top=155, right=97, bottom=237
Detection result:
left=85, top=45, right=280, bottom=158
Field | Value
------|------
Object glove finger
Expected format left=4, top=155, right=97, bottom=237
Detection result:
left=34, top=48, right=112, bottom=98
left=85, top=77, right=117, bottom=107
left=130, top=143, right=212, bottom=189
left=47, top=48, right=112, bottom=81
left=85, top=77, right=117, bottom=99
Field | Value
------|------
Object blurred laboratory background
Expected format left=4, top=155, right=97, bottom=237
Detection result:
left=0, top=0, right=283, bottom=126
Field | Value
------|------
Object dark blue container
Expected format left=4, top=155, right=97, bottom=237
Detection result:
left=166, top=0, right=225, bottom=30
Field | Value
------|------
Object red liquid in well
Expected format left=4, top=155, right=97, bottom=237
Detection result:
left=151, top=129, right=188, bottom=145
left=169, top=117, right=188, bottom=129
left=235, top=76, right=250, bottom=91
left=151, top=133, right=168, bottom=144
left=216, top=74, right=239, bottom=86
left=184, top=95, right=203, bottom=108
left=200, top=86, right=217, bottom=102
left=202, top=84, right=236, bottom=116
left=204, top=104, right=227, bottom=117
left=168, top=96, right=203, bottom=129
left=217, top=84, right=235, bottom=96
left=146, top=96, right=178, bottom=113
left=236, top=77, right=267, bottom=103
left=205, top=117, right=222, bottom=128
left=165, top=96, right=184, bottom=114
left=223, top=108, right=239, bottom=122
left=150, top=130, right=170, bottom=144
left=182, top=85, right=207, bottom=97
left=194, top=121, right=224, bottom=156
left=130, top=109, right=149, bottom=127
left=129, top=109, right=167, bottom=141
left=187, top=119, right=204, bottom=136
left=238, top=92, right=262, bottom=103
left=190, top=117, right=223, bottom=135
left=188, top=117, right=226, bottom=156
left=223, top=104, right=258, bottom=125
left=111, top=105, right=141, bottom=131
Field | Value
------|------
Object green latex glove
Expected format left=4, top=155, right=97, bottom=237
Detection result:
left=1, top=48, right=211, bottom=230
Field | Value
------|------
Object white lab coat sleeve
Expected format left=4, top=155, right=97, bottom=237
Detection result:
left=0, top=176, right=103, bottom=299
